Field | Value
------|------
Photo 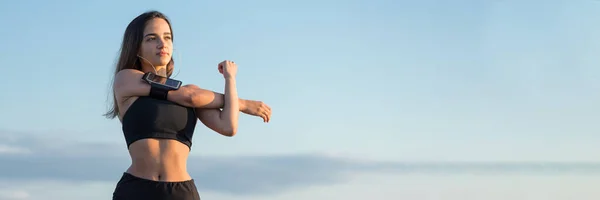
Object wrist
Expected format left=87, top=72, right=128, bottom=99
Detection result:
left=238, top=99, right=247, bottom=111
left=224, top=75, right=236, bottom=80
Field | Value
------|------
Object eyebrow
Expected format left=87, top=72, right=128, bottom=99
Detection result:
left=143, top=32, right=172, bottom=38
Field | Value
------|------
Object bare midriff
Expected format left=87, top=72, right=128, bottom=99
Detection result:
left=125, top=138, right=192, bottom=182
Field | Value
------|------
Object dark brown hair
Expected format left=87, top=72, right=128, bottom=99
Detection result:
left=104, top=10, right=175, bottom=119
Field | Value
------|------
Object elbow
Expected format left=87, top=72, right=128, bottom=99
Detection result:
left=219, top=114, right=239, bottom=137
left=220, top=125, right=238, bottom=137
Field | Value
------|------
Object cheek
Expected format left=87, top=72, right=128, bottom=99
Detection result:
left=140, top=45, right=153, bottom=56
left=165, top=40, right=173, bottom=49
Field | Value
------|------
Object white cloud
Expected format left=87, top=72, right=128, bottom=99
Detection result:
left=0, top=190, right=30, bottom=200
left=1, top=130, right=600, bottom=199
left=0, top=145, right=31, bottom=155
left=0, top=180, right=112, bottom=200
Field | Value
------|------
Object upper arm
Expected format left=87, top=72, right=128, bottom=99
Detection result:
left=113, top=69, right=150, bottom=99
left=196, top=108, right=236, bottom=137
left=113, top=69, right=199, bottom=107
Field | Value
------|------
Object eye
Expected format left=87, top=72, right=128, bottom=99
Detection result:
left=165, top=36, right=172, bottom=40
left=146, top=37, right=156, bottom=42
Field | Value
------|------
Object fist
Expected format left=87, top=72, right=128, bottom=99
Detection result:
left=218, top=60, right=237, bottom=78
left=242, top=100, right=272, bottom=123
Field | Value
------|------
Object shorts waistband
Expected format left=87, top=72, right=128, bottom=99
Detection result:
left=122, top=172, right=195, bottom=184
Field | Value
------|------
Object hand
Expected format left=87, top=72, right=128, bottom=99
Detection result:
left=218, top=60, right=237, bottom=78
left=241, top=100, right=272, bottom=123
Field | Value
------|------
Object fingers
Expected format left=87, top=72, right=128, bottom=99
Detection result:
left=218, top=60, right=227, bottom=67
left=222, top=60, right=235, bottom=66
left=260, top=111, right=267, bottom=123
left=260, top=109, right=271, bottom=123
left=218, top=60, right=235, bottom=71
left=240, top=100, right=272, bottom=123
left=260, top=103, right=271, bottom=123
left=219, top=60, right=237, bottom=78
left=218, top=61, right=225, bottom=74
left=254, top=101, right=271, bottom=123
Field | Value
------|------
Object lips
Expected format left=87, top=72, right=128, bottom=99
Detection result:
left=157, top=52, right=169, bottom=56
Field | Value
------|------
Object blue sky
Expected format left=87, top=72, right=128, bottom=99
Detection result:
left=1, top=0, right=600, bottom=199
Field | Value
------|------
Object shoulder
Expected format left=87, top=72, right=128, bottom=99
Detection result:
left=114, top=69, right=144, bottom=84
left=116, top=69, right=144, bottom=78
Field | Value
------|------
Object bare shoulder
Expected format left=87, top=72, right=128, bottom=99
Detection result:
left=113, top=69, right=150, bottom=100
left=114, top=69, right=144, bottom=88
left=113, top=69, right=146, bottom=120
left=115, top=69, right=144, bottom=81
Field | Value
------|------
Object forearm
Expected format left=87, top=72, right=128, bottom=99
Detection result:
left=168, top=84, right=247, bottom=110
left=220, top=77, right=239, bottom=133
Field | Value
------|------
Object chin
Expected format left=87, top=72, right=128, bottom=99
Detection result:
left=159, top=57, right=171, bottom=65
left=150, top=58, right=169, bottom=66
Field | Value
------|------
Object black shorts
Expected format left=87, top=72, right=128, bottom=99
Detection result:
left=112, top=172, right=201, bottom=200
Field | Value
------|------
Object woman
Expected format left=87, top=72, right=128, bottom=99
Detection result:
left=104, top=10, right=272, bottom=200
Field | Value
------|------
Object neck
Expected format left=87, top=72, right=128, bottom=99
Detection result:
left=142, top=64, right=167, bottom=77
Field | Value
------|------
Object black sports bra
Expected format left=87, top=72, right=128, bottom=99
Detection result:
left=121, top=96, right=197, bottom=150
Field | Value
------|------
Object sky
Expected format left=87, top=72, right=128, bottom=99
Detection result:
left=0, top=0, right=599, bottom=199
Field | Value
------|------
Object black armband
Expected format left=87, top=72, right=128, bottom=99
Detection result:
left=149, top=83, right=169, bottom=100
left=141, top=72, right=179, bottom=100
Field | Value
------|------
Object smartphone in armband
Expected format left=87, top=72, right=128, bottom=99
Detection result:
left=142, top=72, right=182, bottom=90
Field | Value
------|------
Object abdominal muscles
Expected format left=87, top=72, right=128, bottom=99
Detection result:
left=126, top=138, right=192, bottom=182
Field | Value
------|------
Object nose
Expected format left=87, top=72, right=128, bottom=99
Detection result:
left=157, top=39, right=164, bottom=49
left=156, top=38, right=167, bottom=49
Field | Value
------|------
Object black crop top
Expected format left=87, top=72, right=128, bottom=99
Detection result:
left=121, top=96, right=197, bottom=150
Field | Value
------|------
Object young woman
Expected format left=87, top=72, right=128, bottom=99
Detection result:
left=105, top=10, right=272, bottom=200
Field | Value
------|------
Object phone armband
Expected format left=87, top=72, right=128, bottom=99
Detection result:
left=141, top=72, right=181, bottom=100
left=149, top=83, right=169, bottom=100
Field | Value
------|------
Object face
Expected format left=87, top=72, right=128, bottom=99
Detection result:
left=139, top=18, right=173, bottom=71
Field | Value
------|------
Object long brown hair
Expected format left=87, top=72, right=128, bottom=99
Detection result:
left=104, top=10, right=175, bottom=119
